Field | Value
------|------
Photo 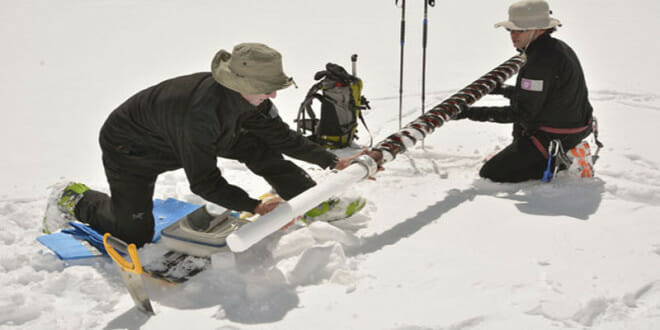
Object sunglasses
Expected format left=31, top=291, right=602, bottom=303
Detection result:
left=506, top=28, right=527, bottom=33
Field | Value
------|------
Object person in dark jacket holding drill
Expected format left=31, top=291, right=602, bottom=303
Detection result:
left=455, top=0, right=593, bottom=182
left=47, top=43, right=358, bottom=246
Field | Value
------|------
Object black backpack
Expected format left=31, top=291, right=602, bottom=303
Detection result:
left=296, top=61, right=371, bottom=149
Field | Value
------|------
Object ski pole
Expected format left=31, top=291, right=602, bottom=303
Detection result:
left=396, top=0, right=406, bottom=129
left=421, top=0, right=435, bottom=149
left=351, top=54, right=358, bottom=76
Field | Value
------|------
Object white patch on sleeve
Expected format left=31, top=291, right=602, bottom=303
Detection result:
left=269, top=103, right=280, bottom=118
left=520, top=78, right=544, bottom=92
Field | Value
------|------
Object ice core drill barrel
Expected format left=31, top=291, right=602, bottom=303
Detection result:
left=226, top=54, right=526, bottom=253
left=372, top=53, right=526, bottom=165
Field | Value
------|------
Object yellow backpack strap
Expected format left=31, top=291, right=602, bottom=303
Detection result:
left=350, top=79, right=373, bottom=147
left=350, top=80, right=363, bottom=108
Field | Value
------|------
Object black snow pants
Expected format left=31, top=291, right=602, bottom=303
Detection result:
left=479, top=137, right=548, bottom=183
left=479, top=129, right=588, bottom=183
left=75, top=134, right=316, bottom=247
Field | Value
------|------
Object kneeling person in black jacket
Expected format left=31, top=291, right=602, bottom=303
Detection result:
left=47, top=43, right=358, bottom=246
left=455, top=0, right=593, bottom=183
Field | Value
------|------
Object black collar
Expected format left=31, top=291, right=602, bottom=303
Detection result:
left=523, top=32, right=552, bottom=54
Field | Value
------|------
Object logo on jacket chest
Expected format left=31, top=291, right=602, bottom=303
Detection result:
left=521, top=78, right=544, bottom=92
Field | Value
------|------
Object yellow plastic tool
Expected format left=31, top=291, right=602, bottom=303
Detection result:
left=103, top=233, right=154, bottom=315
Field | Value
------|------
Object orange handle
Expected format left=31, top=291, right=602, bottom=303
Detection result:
left=103, top=233, right=143, bottom=275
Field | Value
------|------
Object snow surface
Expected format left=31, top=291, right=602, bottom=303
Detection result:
left=2, top=0, right=660, bottom=329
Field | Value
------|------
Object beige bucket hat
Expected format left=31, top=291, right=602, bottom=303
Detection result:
left=211, top=43, right=294, bottom=95
left=494, top=0, right=561, bottom=31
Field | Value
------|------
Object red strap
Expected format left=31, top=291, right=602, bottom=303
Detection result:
left=538, top=125, right=589, bottom=134
left=537, top=118, right=592, bottom=135
left=530, top=135, right=549, bottom=159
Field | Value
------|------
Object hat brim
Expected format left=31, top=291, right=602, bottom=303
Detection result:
left=211, top=50, right=293, bottom=95
left=494, top=18, right=561, bottom=30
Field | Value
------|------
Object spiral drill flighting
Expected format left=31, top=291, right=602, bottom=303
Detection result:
left=372, top=54, right=527, bottom=164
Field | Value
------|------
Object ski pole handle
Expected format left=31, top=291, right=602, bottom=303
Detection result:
left=351, top=54, right=358, bottom=76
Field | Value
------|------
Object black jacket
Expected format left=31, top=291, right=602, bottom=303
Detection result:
left=465, top=33, right=593, bottom=135
left=99, top=73, right=337, bottom=212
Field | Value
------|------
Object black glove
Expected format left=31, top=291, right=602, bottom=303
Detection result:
left=453, top=106, right=472, bottom=120
left=491, top=84, right=515, bottom=98
left=456, top=106, right=514, bottom=123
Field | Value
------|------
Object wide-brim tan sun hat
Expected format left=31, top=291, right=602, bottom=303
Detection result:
left=494, top=0, right=561, bottom=30
left=211, top=42, right=294, bottom=95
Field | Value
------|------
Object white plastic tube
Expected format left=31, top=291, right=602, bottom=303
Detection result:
left=226, top=160, right=373, bottom=252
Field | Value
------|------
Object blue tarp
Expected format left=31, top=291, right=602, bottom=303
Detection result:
left=37, top=198, right=201, bottom=260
